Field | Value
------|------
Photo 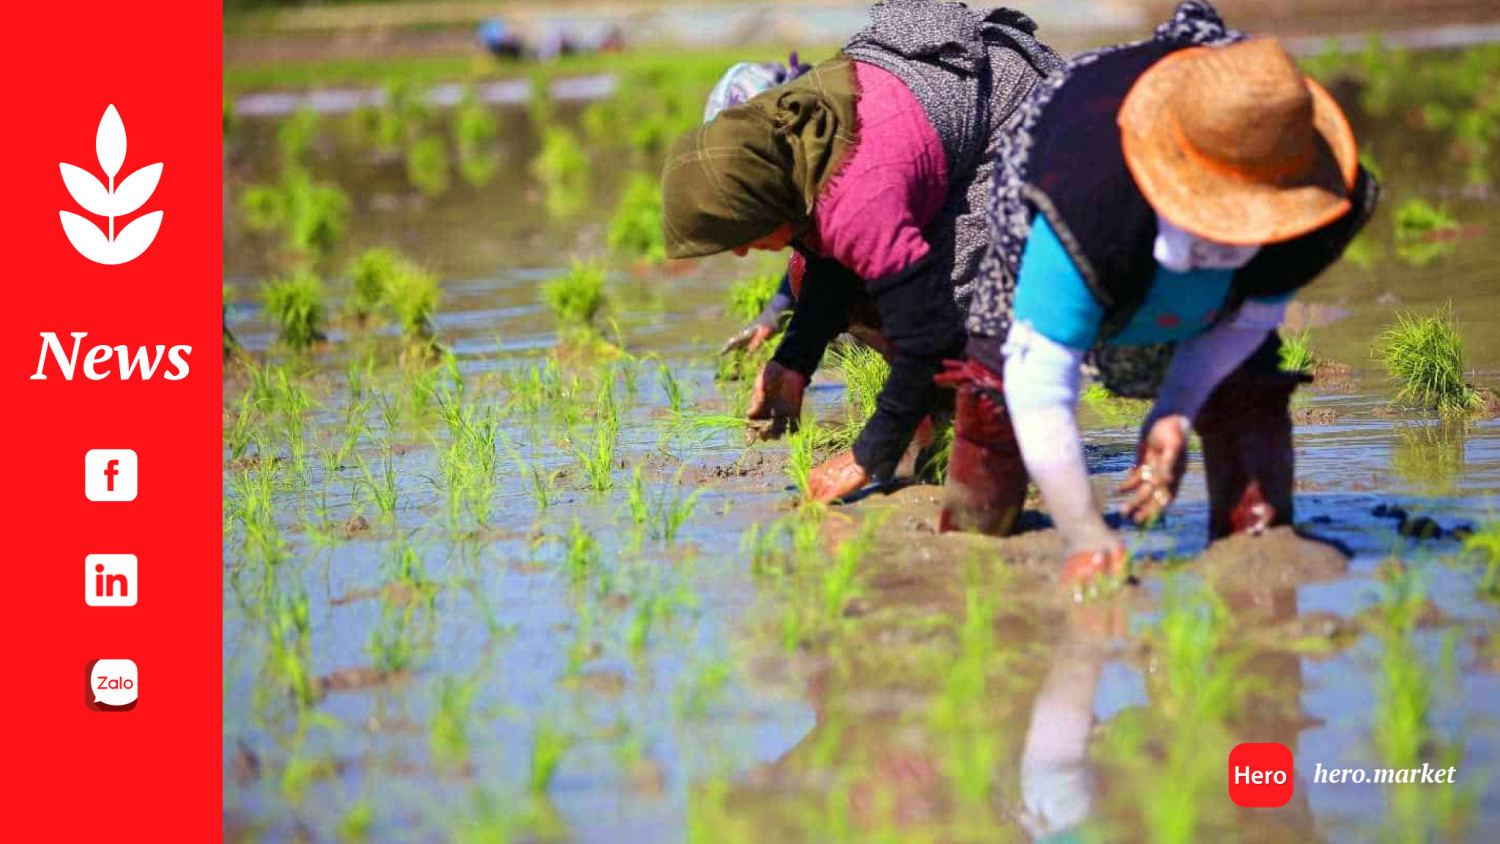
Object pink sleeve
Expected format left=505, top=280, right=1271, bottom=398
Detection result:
left=810, top=62, right=948, bottom=281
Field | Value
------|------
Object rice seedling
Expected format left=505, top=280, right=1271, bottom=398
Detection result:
left=280, top=749, right=338, bottom=807
left=527, top=66, right=555, bottom=129
left=565, top=597, right=597, bottom=677
left=562, top=520, right=599, bottom=583
left=384, top=78, right=432, bottom=138
left=222, top=96, right=237, bottom=139
left=623, top=466, right=649, bottom=528
left=406, top=133, right=451, bottom=198
left=529, top=126, right=590, bottom=219
left=624, top=468, right=702, bottom=542
left=572, top=385, right=619, bottom=492
left=529, top=724, right=569, bottom=795
left=356, top=451, right=400, bottom=517
left=240, top=184, right=284, bottom=233
left=242, top=165, right=350, bottom=260
left=542, top=260, right=607, bottom=336
left=1463, top=521, right=1500, bottom=599
left=385, top=261, right=442, bottom=342
left=1393, top=197, right=1460, bottom=267
left=429, top=674, right=478, bottom=770
left=817, top=343, right=889, bottom=451
left=262, top=269, right=327, bottom=349
left=741, top=520, right=788, bottom=577
left=274, top=369, right=314, bottom=479
left=266, top=587, right=316, bottom=709
left=367, top=602, right=419, bottom=674
left=929, top=563, right=1007, bottom=810
left=517, top=454, right=561, bottom=511
left=275, top=109, right=320, bottom=164
left=284, top=169, right=350, bottom=258
left=1097, top=579, right=1248, bottom=844
left=674, top=660, right=731, bottom=719
left=785, top=421, right=820, bottom=501
left=337, top=800, right=374, bottom=843
left=453, top=92, right=500, bottom=187
left=916, top=419, right=955, bottom=482
left=658, top=363, right=685, bottom=415
left=627, top=592, right=669, bottom=653
left=726, top=271, right=783, bottom=323
left=225, top=391, right=258, bottom=463
left=606, top=172, right=665, bottom=263
left=822, top=514, right=882, bottom=621
left=1371, top=566, right=1437, bottom=769
left=716, top=339, right=775, bottom=393
left=1279, top=329, right=1316, bottom=373
left=1374, top=303, right=1482, bottom=415
left=345, top=248, right=399, bottom=322
left=384, top=537, right=435, bottom=600
left=448, top=790, right=522, bottom=844
left=1077, top=381, right=1151, bottom=428
left=1151, top=583, right=1247, bottom=722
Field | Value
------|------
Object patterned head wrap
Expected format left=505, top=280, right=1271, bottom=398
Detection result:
left=702, top=52, right=812, bottom=122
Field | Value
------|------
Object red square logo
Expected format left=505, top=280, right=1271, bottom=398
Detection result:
left=1228, top=743, right=1293, bottom=807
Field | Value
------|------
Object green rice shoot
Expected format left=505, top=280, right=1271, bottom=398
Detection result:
left=1375, top=303, right=1482, bottom=415
left=1279, top=330, right=1316, bottom=373
left=606, top=172, right=665, bottom=263
left=543, top=260, right=608, bottom=334
left=726, top=272, right=783, bottom=323
left=263, top=269, right=328, bottom=349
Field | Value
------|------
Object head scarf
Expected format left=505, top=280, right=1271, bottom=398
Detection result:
left=662, top=58, right=859, bottom=260
left=702, top=52, right=811, bottom=122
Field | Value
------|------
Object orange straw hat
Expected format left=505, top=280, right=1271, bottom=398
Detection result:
left=1118, top=37, right=1358, bottom=246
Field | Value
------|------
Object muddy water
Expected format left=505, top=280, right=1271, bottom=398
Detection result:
left=224, top=81, right=1499, bottom=843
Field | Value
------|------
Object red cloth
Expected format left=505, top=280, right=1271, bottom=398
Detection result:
left=803, top=61, right=949, bottom=281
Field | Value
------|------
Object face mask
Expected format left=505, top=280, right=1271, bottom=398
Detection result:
left=1153, top=216, right=1260, bottom=272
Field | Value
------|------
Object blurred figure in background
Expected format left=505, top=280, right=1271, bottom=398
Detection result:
left=478, top=18, right=626, bottom=62
left=477, top=18, right=525, bottom=60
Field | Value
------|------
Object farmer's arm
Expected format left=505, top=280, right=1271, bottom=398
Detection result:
left=841, top=222, right=958, bottom=483
left=1146, top=298, right=1288, bottom=426
left=1002, top=217, right=1118, bottom=556
left=746, top=254, right=858, bottom=441
left=769, top=253, right=856, bottom=377
left=1117, top=296, right=1289, bottom=523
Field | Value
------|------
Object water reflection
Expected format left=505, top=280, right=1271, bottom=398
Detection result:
left=1390, top=421, right=1468, bottom=495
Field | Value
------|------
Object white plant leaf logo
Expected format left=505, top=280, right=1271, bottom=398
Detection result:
left=59, top=105, right=163, bottom=265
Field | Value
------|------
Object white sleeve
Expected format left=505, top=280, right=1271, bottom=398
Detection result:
left=1149, top=299, right=1287, bottom=425
left=1002, top=322, right=1116, bottom=553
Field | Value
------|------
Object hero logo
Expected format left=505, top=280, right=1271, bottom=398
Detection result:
left=29, top=332, right=191, bottom=381
left=60, top=104, right=163, bottom=265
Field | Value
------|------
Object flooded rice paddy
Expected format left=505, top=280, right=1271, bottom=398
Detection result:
left=224, top=45, right=1500, bottom=844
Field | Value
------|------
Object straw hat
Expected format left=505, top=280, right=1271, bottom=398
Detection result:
left=1118, top=38, right=1358, bottom=246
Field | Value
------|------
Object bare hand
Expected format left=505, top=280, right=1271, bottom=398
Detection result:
left=807, top=450, right=871, bottom=503
left=1061, top=542, right=1128, bottom=599
left=1119, top=415, right=1189, bottom=524
left=746, top=360, right=807, bottom=441
left=719, top=322, right=775, bottom=355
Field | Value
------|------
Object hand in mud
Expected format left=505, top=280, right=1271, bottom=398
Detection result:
left=746, top=360, right=807, bottom=441
left=1061, top=542, right=1128, bottom=600
left=1119, top=414, right=1189, bottom=525
left=807, top=450, right=872, bottom=503
left=719, top=322, right=775, bottom=356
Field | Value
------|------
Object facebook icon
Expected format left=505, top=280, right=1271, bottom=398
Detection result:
left=85, top=449, right=138, bottom=501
